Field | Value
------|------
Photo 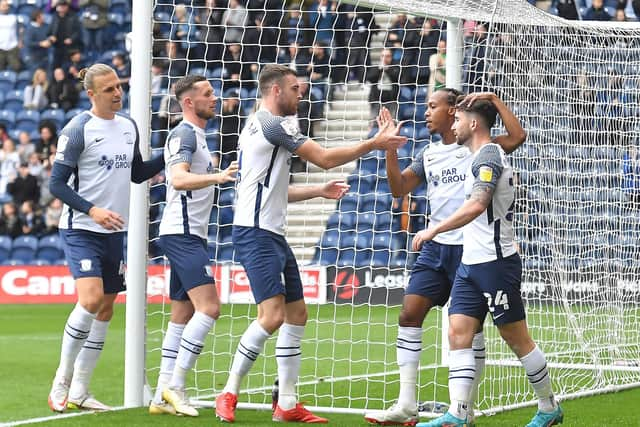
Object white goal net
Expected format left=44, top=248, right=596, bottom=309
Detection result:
left=135, top=0, right=640, bottom=417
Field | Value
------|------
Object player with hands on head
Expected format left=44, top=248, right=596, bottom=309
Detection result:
left=414, top=95, right=562, bottom=427
left=365, top=89, right=526, bottom=427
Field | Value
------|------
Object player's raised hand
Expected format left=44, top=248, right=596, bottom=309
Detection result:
left=320, top=180, right=350, bottom=200
left=89, top=207, right=125, bottom=231
left=462, top=92, right=497, bottom=107
left=217, top=161, right=238, bottom=183
left=412, top=227, right=438, bottom=251
left=372, top=107, right=407, bottom=151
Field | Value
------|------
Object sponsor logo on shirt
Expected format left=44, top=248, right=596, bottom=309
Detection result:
left=98, top=154, right=130, bottom=170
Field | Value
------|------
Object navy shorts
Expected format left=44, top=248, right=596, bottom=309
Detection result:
left=158, top=234, right=214, bottom=301
left=232, top=225, right=304, bottom=304
left=405, top=240, right=463, bottom=307
left=449, top=253, right=525, bottom=326
left=60, top=229, right=125, bottom=294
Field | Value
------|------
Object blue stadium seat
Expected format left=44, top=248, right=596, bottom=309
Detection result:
left=320, top=230, right=339, bottom=248
left=11, top=235, right=38, bottom=263
left=41, top=108, right=65, bottom=130
left=0, top=70, right=16, bottom=93
left=373, top=212, right=392, bottom=231
left=415, top=85, right=428, bottom=102
left=110, top=0, right=130, bottom=14
left=15, top=110, right=40, bottom=133
left=358, top=193, right=376, bottom=212
left=36, top=235, right=63, bottom=263
left=398, top=103, right=415, bottom=121
left=338, top=232, right=356, bottom=249
left=0, top=235, right=12, bottom=263
left=337, top=248, right=356, bottom=267
left=399, top=86, right=414, bottom=102
left=3, top=90, right=23, bottom=112
left=338, top=193, right=357, bottom=212
left=356, top=212, right=375, bottom=231
left=33, top=259, right=51, bottom=266
left=15, top=70, right=32, bottom=91
left=0, top=110, right=16, bottom=130
left=65, top=108, right=84, bottom=122
left=0, top=91, right=4, bottom=109
left=338, top=212, right=356, bottom=231
left=400, top=125, right=415, bottom=140
left=325, top=213, right=340, bottom=230
left=371, top=249, right=391, bottom=266
left=416, top=126, right=430, bottom=143
left=2, top=259, right=25, bottom=266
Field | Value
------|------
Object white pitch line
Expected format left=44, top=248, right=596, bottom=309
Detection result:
left=0, top=407, right=126, bottom=427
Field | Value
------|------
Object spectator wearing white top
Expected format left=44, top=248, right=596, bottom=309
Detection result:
left=0, top=0, right=21, bottom=72
left=24, top=69, right=50, bottom=111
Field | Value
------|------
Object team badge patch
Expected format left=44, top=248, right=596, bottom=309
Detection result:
left=204, top=265, right=213, bottom=278
left=80, top=259, right=92, bottom=272
left=280, top=118, right=300, bottom=137
left=479, top=166, right=493, bottom=182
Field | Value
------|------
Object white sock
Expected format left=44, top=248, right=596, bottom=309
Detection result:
left=447, top=348, right=475, bottom=420
left=276, top=323, right=305, bottom=410
left=69, top=319, right=109, bottom=398
left=520, top=345, right=556, bottom=412
left=469, top=332, right=486, bottom=414
left=56, top=303, right=96, bottom=381
left=396, top=326, right=422, bottom=410
left=170, top=312, right=215, bottom=389
left=153, top=322, right=185, bottom=404
left=224, top=320, right=271, bottom=395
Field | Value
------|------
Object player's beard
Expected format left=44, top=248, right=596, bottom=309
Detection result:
left=196, top=106, right=215, bottom=120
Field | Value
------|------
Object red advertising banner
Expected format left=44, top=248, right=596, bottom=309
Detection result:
left=0, top=265, right=223, bottom=304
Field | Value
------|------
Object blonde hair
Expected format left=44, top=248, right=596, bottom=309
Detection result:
left=78, top=63, right=115, bottom=91
left=32, top=68, right=48, bottom=91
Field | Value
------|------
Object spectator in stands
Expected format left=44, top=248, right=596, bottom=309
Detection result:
left=0, top=202, right=21, bottom=238
left=283, top=5, right=306, bottom=45
left=49, top=0, right=83, bottom=69
left=44, top=198, right=63, bottom=235
left=23, top=69, right=50, bottom=111
left=622, top=143, right=640, bottom=209
left=222, top=43, right=254, bottom=91
left=556, top=0, right=580, bottom=19
left=346, top=6, right=378, bottom=84
left=39, top=153, right=56, bottom=205
left=37, top=121, right=58, bottom=162
left=296, top=76, right=322, bottom=138
left=0, top=139, right=20, bottom=202
left=165, top=41, right=188, bottom=81
left=216, top=88, right=243, bottom=170
left=466, top=22, right=488, bottom=93
left=386, top=13, right=410, bottom=48
left=223, top=0, right=248, bottom=44
left=583, top=0, right=612, bottom=20
left=0, top=0, right=21, bottom=72
left=247, top=0, right=285, bottom=34
left=367, top=48, right=400, bottom=120
left=158, top=83, right=182, bottom=130
left=7, top=162, right=40, bottom=206
left=243, top=12, right=279, bottom=65
left=307, top=42, right=331, bottom=82
left=307, top=0, right=336, bottom=45
left=47, top=67, right=79, bottom=111
left=614, top=8, right=628, bottom=20
left=27, top=151, right=43, bottom=178
left=112, top=53, right=130, bottom=93
left=66, top=49, right=87, bottom=83
left=195, top=0, right=225, bottom=66
left=0, top=124, right=9, bottom=146
left=428, top=39, right=447, bottom=97
left=19, top=200, right=45, bottom=236
left=151, top=61, right=165, bottom=95
left=277, top=42, right=310, bottom=77
left=24, top=9, right=52, bottom=72
left=17, top=132, right=37, bottom=163
left=170, top=4, right=194, bottom=53
left=46, top=0, right=80, bottom=12
left=402, top=19, right=440, bottom=86
left=80, top=0, right=109, bottom=55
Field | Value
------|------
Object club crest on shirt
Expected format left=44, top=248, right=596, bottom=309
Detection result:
left=456, top=150, right=467, bottom=159
left=124, top=131, right=134, bottom=144
left=280, top=118, right=299, bottom=137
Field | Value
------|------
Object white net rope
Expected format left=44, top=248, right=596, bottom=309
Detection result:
left=145, top=0, right=640, bottom=415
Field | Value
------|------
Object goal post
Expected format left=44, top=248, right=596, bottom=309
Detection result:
left=125, top=0, right=640, bottom=417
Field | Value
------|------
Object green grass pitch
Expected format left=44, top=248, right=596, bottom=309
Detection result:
left=1, top=303, right=639, bottom=426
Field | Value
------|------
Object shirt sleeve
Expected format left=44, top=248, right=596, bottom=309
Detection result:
left=471, top=144, right=504, bottom=192
left=166, top=126, right=197, bottom=166
left=408, top=146, right=426, bottom=180
left=257, top=111, right=307, bottom=153
left=54, top=123, right=85, bottom=168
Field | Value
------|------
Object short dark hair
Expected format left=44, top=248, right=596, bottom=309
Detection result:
left=31, top=9, right=42, bottom=21
left=258, top=64, right=297, bottom=94
left=174, top=74, right=207, bottom=101
left=456, top=97, right=498, bottom=130
left=436, top=87, right=464, bottom=106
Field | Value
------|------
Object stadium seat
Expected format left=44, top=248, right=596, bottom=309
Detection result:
left=400, top=125, right=415, bottom=140
left=2, top=259, right=25, bottom=266
left=338, top=212, right=356, bottom=231
left=0, top=70, right=16, bottom=93
left=11, top=235, right=38, bottom=263
left=338, top=232, right=356, bottom=249
left=0, top=235, right=12, bottom=263
left=33, top=259, right=50, bottom=266
left=41, top=108, right=66, bottom=130
left=36, top=235, right=63, bottom=263
left=356, top=213, right=375, bottom=231
left=110, top=0, right=130, bottom=14
left=65, top=108, right=84, bottom=122
left=15, top=69, right=32, bottom=91
left=358, top=194, right=376, bottom=212
left=0, top=110, right=16, bottom=130
left=371, top=249, right=391, bottom=266
left=399, top=86, right=414, bottom=102
left=320, top=230, right=339, bottom=249
left=15, top=110, right=40, bottom=133
left=3, top=90, right=23, bottom=112
left=373, top=212, right=392, bottom=231
left=338, top=194, right=358, bottom=212
left=337, top=248, right=356, bottom=267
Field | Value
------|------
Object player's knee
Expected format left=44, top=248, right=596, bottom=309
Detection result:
left=398, top=309, right=424, bottom=327
left=447, top=323, right=474, bottom=349
left=259, top=311, right=285, bottom=333
left=79, top=295, right=104, bottom=314
left=202, top=304, right=220, bottom=321
left=96, top=305, right=114, bottom=321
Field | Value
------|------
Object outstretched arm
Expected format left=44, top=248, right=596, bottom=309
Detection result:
left=288, top=180, right=349, bottom=203
left=463, top=92, right=526, bottom=154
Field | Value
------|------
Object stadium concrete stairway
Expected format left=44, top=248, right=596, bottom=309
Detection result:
left=286, top=16, right=392, bottom=263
